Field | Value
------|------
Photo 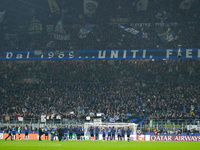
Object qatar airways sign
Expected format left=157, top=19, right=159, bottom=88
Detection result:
left=150, top=135, right=200, bottom=141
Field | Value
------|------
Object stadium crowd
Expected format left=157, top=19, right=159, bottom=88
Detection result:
left=0, top=59, right=200, bottom=122
left=0, top=0, right=200, bottom=50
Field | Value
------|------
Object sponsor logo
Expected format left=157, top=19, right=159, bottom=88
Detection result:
left=150, top=135, right=200, bottom=141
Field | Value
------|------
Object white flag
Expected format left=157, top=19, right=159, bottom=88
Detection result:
left=137, top=0, right=148, bottom=11
left=84, top=0, right=98, bottom=15
left=18, top=117, right=24, bottom=122
left=0, top=10, right=5, bottom=23
left=41, top=115, right=46, bottom=122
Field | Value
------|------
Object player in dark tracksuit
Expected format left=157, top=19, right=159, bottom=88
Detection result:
left=121, top=128, right=125, bottom=141
left=69, top=126, right=73, bottom=140
left=102, top=128, right=106, bottom=141
left=63, top=126, right=68, bottom=141
left=76, top=127, right=81, bottom=141
left=58, top=127, right=63, bottom=141
left=38, top=127, right=43, bottom=141
left=95, top=126, right=100, bottom=141
left=127, top=127, right=131, bottom=142
left=111, top=127, right=116, bottom=141
left=5, top=126, right=12, bottom=140
left=24, top=125, right=29, bottom=140
left=90, top=126, right=94, bottom=141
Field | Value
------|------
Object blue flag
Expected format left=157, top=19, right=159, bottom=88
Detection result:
left=78, top=25, right=95, bottom=39
left=118, top=24, right=142, bottom=36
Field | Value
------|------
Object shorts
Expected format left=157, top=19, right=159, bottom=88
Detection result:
left=103, top=134, right=105, bottom=137
left=25, top=132, right=28, bottom=136
left=77, top=135, right=80, bottom=140
left=18, top=133, right=20, bottom=135
left=121, top=134, right=125, bottom=137
left=108, top=133, right=111, bottom=136
left=81, top=133, right=84, bottom=136
left=45, top=133, right=48, bottom=136
left=91, top=134, right=94, bottom=137
left=127, top=135, right=130, bottom=138
left=12, top=133, right=16, bottom=135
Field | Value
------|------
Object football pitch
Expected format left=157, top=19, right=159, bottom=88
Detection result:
left=0, top=140, right=200, bottom=150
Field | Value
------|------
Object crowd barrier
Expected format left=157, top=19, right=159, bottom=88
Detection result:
left=1, top=133, right=49, bottom=140
left=1, top=133, right=200, bottom=141
left=0, top=133, right=136, bottom=140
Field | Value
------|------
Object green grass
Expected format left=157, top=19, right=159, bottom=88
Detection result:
left=1, top=140, right=200, bottom=150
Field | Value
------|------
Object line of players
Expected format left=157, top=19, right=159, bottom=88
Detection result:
left=5, top=125, right=29, bottom=140
left=5, top=125, right=132, bottom=142
left=39, top=125, right=86, bottom=141
left=42, top=126, right=132, bottom=142
left=89, top=126, right=132, bottom=142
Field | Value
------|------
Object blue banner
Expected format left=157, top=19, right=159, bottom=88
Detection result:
left=78, top=25, right=95, bottom=39
left=118, top=24, right=142, bottom=36
left=0, top=49, right=199, bottom=60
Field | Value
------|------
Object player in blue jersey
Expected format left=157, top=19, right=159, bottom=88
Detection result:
left=5, top=126, right=12, bottom=140
left=51, top=126, right=55, bottom=141
left=12, top=126, right=16, bottom=140
left=44, top=126, right=49, bottom=140
left=117, top=128, right=121, bottom=141
left=107, top=127, right=111, bottom=141
left=102, top=128, right=106, bottom=141
left=80, top=126, right=85, bottom=141
left=24, top=125, right=29, bottom=140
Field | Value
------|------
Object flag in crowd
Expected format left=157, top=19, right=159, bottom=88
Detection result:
left=118, top=24, right=142, bottom=36
left=55, top=19, right=65, bottom=34
left=48, top=0, right=60, bottom=13
left=155, top=10, right=168, bottom=21
left=28, top=18, right=42, bottom=34
left=179, top=0, right=194, bottom=10
left=84, top=0, right=98, bottom=15
left=137, top=0, right=148, bottom=12
left=0, top=10, right=6, bottom=23
left=78, top=25, right=95, bottom=39
left=158, top=28, right=179, bottom=43
left=54, top=19, right=70, bottom=41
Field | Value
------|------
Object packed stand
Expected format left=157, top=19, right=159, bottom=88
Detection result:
left=0, top=59, right=200, bottom=122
